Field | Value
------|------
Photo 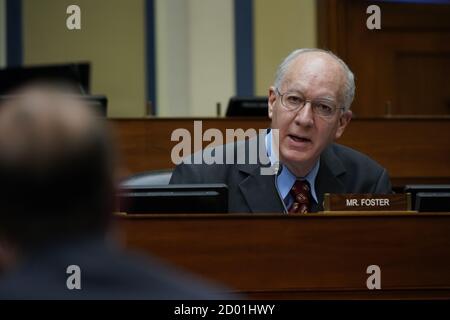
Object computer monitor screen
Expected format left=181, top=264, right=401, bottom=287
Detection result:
left=0, top=63, right=90, bottom=95
left=415, top=192, right=450, bottom=212
left=117, top=184, right=228, bottom=214
left=404, top=185, right=450, bottom=211
left=226, top=96, right=269, bottom=117
left=0, top=94, right=107, bottom=117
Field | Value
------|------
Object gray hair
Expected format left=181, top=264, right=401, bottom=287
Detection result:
left=274, top=48, right=355, bottom=111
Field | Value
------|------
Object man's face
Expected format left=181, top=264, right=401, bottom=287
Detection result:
left=268, top=53, right=352, bottom=176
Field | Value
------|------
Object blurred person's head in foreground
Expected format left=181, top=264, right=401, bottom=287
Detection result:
left=0, top=82, right=115, bottom=255
left=0, top=83, right=232, bottom=300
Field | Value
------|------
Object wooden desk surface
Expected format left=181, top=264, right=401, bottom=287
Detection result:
left=117, top=212, right=450, bottom=299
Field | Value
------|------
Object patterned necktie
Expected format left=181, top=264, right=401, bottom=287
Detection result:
left=288, top=180, right=311, bottom=214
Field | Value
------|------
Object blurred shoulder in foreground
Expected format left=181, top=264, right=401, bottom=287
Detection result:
left=0, top=83, right=232, bottom=299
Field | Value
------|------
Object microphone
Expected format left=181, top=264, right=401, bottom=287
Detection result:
left=273, top=162, right=288, bottom=213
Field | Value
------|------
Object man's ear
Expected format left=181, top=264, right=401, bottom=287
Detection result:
left=335, top=110, right=352, bottom=139
left=268, top=87, right=277, bottom=119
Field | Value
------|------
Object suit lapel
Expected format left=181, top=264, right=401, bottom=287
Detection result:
left=238, top=164, right=285, bottom=213
left=235, top=133, right=285, bottom=213
left=314, top=146, right=347, bottom=211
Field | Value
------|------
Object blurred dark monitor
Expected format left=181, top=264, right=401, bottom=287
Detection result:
left=226, top=96, right=268, bottom=117
left=118, top=184, right=228, bottom=214
left=0, top=94, right=107, bottom=117
left=0, top=63, right=90, bottom=95
left=415, top=192, right=450, bottom=212
left=404, top=184, right=450, bottom=211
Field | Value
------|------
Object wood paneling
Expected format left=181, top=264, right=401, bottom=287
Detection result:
left=110, top=118, right=450, bottom=188
left=117, top=212, right=450, bottom=299
left=339, top=118, right=450, bottom=181
left=396, top=53, right=450, bottom=115
left=318, top=0, right=450, bottom=116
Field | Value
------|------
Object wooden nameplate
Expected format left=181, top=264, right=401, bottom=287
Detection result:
left=323, top=193, right=413, bottom=212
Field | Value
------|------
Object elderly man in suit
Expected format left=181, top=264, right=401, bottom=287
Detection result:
left=170, top=48, right=392, bottom=213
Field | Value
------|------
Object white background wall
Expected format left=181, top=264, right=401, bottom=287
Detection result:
left=156, top=0, right=235, bottom=117
left=156, top=0, right=190, bottom=117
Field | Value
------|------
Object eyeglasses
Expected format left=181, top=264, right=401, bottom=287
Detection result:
left=276, top=88, right=344, bottom=117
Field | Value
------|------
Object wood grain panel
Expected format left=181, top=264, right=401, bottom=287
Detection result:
left=396, top=53, right=450, bottom=115
left=117, top=212, right=450, bottom=299
left=318, top=0, right=450, bottom=116
left=110, top=118, right=450, bottom=188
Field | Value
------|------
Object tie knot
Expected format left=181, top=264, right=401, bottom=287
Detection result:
left=292, top=179, right=310, bottom=192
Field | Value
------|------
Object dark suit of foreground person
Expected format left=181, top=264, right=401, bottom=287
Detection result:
left=171, top=49, right=392, bottom=212
left=0, top=85, right=229, bottom=299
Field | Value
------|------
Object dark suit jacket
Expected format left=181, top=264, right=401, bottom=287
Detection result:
left=170, top=134, right=392, bottom=213
left=0, top=236, right=230, bottom=300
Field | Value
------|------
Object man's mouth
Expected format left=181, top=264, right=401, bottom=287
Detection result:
left=288, top=134, right=312, bottom=144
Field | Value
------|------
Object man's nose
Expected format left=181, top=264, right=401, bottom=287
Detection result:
left=294, top=102, right=314, bottom=127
